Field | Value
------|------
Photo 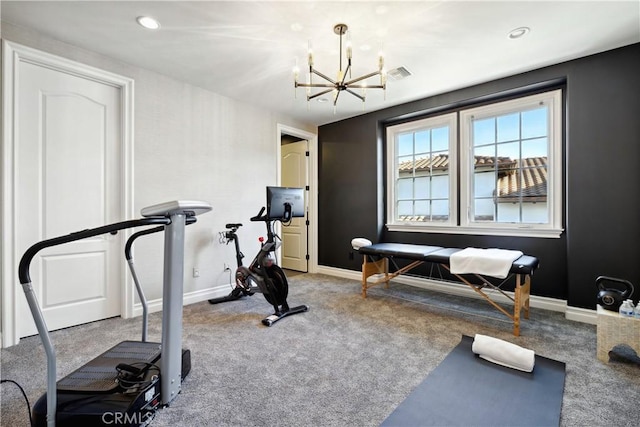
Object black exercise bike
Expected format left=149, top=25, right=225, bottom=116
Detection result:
left=209, top=188, right=308, bottom=326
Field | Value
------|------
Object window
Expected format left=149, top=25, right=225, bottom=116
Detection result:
left=386, top=113, right=457, bottom=227
left=386, top=89, right=563, bottom=238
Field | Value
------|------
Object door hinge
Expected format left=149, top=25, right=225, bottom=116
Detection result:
left=305, top=185, right=309, bottom=191
left=305, top=254, right=310, bottom=260
left=305, top=151, right=310, bottom=156
left=305, top=219, right=310, bottom=226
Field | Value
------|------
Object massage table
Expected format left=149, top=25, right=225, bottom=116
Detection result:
left=352, top=241, right=539, bottom=336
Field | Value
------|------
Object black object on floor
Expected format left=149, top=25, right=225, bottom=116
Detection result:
left=381, top=335, right=566, bottom=427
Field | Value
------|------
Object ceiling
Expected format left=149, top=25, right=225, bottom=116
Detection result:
left=2, top=1, right=639, bottom=127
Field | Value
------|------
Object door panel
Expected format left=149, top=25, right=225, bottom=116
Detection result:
left=44, top=94, right=107, bottom=235
left=16, top=60, right=122, bottom=338
left=281, top=141, right=308, bottom=272
left=42, top=251, right=107, bottom=306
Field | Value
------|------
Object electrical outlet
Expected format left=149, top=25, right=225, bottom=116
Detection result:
left=192, top=267, right=200, bottom=278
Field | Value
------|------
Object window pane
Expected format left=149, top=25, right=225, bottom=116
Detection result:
left=474, top=198, right=495, bottom=221
left=432, top=199, right=449, bottom=221
left=415, top=130, right=429, bottom=154
left=474, top=171, right=495, bottom=198
left=431, top=174, right=448, bottom=199
left=397, top=178, right=413, bottom=200
left=497, top=113, right=519, bottom=142
left=521, top=107, right=547, bottom=139
left=522, top=137, right=547, bottom=158
left=431, top=151, right=449, bottom=171
left=473, top=118, right=495, bottom=145
left=415, top=200, right=429, bottom=217
left=497, top=141, right=519, bottom=160
left=415, top=176, right=430, bottom=199
left=497, top=203, right=519, bottom=223
left=398, top=200, right=413, bottom=217
left=522, top=202, right=548, bottom=223
left=432, top=126, right=449, bottom=152
left=474, top=145, right=494, bottom=158
left=398, top=133, right=414, bottom=157
left=397, top=155, right=413, bottom=175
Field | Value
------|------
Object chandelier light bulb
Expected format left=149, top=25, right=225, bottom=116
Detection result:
left=307, top=41, right=314, bottom=67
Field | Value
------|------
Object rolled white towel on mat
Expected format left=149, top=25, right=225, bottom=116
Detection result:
left=351, top=238, right=372, bottom=250
left=472, top=334, right=535, bottom=372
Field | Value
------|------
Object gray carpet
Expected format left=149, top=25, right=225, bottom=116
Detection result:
left=2, top=274, right=640, bottom=426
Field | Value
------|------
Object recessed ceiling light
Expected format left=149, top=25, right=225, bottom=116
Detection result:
left=137, top=16, right=160, bottom=30
left=508, top=27, right=530, bottom=39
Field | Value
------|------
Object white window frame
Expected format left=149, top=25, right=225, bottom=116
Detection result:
left=386, top=113, right=458, bottom=230
left=459, top=90, right=563, bottom=238
left=385, top=89, right=564, bottom=238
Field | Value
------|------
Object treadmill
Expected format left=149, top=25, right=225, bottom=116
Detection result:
left=20, top=201, right=212, bottom=427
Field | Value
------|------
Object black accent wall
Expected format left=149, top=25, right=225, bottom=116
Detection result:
left=318, top=43, right=640, bottom=309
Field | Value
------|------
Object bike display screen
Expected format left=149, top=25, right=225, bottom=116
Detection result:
left=266, top=186, right=305, bottom=221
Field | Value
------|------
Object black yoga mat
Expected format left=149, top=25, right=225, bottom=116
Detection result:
left=381, top=335, right=566, bottom=427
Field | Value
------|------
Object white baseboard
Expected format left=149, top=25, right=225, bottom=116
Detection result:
left=566, top=305, right=598, bottom=325
left=132, top=284, right=232, bottom=317
left=316, top=265, right=593, bottom=323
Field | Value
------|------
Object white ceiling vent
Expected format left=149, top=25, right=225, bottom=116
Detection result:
left=387, top=66, right=412, bottom=81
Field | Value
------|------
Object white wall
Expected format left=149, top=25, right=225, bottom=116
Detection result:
left=1, top=22, right=316, bottom=322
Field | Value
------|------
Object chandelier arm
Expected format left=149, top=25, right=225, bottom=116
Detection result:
left=333, top=90, right=341, bottom=106
left=311, top=69, right=338, bottom=85
left=344, top=88, right=365, bottom=102
left=307, top=88, right=335, bottom=100
left=340, top=63, right=352, bottom=85
left=346, top=84, right=386, bottom=89
left=343, top=71, right=382, bottom=86
left=297, top=83, right=338, bottom=89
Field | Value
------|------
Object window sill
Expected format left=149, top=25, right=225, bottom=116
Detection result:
left=386, top=223, right=564, bottom=239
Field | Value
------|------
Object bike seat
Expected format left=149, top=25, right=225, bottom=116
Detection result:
left=225, top=223, right=242, bottom=229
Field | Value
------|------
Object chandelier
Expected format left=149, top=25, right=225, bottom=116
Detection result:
left=293, top=23, right=386, bottom=108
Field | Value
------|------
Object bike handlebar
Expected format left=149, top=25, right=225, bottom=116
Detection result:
left=250, top=207, right=267, bottom=222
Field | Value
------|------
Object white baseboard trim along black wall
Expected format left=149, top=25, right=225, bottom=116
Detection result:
left=315, top=265, right=597, bottom=325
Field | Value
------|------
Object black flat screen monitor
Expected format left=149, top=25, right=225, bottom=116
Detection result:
left=266, top=186, right=304, bottom=221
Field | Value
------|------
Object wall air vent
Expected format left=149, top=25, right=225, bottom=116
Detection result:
left=387, top=66, right=412, bottom=81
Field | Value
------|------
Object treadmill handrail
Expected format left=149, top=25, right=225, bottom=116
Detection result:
left=18, top=217, right=170, bottom=284
left=124, top=215, right=197, bottom=342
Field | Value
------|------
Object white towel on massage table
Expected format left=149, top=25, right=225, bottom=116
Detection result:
left=472, top=334, right=535, bottom=372
left=449, top=247, right=523, bottom=279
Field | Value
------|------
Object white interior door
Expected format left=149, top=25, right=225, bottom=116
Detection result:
left=281, top=141, right=308, bottom=272
left=15, top=59, right=123, bottom=338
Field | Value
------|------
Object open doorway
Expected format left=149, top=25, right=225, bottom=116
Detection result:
left=280, top=134, right=308, bottom=273
left=277, top=125, right=317, bottom=275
